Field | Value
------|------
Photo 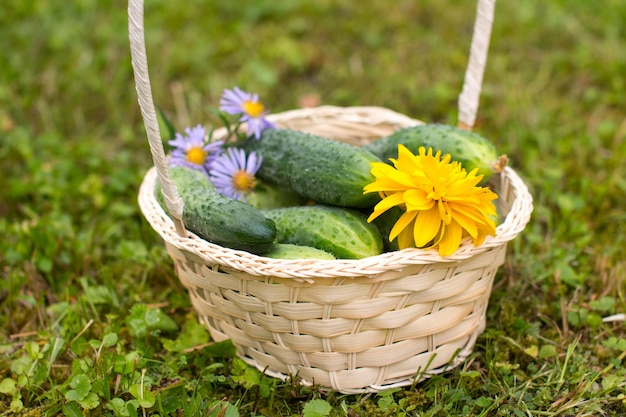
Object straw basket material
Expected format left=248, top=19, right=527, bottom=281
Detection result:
left=130, top=0, right=533, bottom=394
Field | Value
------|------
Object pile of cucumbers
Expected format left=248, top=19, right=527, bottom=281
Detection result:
left=159, top=124, right=505, bottom=259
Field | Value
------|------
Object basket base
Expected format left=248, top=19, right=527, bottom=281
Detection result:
left=208, top=316, right=481, bottom=395
left=171, top=243, right=506, bottom=394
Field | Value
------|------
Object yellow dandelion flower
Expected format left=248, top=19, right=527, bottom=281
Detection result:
left=364, top=145, right=498, bottom=257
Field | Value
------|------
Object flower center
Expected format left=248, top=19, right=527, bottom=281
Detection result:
left=242, top=100, right=265, bottom=118
left=427, top=186, right=446, bottom=201
left=231, top=170, right=257, bottom=193
left=186, top=147, right=207, bottom=165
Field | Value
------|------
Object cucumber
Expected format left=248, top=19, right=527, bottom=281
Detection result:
left=241, top=129, right=382, bottom=208
left=156, top=167, right=277, bottom=254
left=363, top=124, right=507, bottom=182
left=246, top=179, right=309, bottom=210
left=261, top=205, right=383, bottom=259
left=264, top=243, right=336, bottom=260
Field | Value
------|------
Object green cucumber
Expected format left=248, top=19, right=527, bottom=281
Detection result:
left=264, top=243, right=336, bottom=260
left=246, top=179, right=309, bottom=210
left=261, top=205, right=383, bottom=259
left=363, top=124, right=507, bottom=182
left=241, top=128, right=382, bottom=208
left=156, top=166, right=276, bottom=254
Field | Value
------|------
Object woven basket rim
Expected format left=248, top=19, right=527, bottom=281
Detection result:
left=137, top=106, right=533, bottom=281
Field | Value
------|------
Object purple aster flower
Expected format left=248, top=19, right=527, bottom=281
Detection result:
left=168, top=124, right=223, bottom=174
left=209, top=148, right=262, bottom=202
left=219, top=87, right=276, bottom=139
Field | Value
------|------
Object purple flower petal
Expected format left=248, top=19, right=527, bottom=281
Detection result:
left=208, top=148, right=263, bottom=202
left=218, top=87, right=275, bottom=139
left=219, top=87, right=251, bottom=115
left=167, top=124, right=223, bottom=172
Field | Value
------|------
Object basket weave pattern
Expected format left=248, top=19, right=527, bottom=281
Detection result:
left=137, top=106, right=533, bottom=393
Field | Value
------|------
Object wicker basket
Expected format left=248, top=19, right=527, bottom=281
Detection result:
left=129, top=0, right=533, bottom=394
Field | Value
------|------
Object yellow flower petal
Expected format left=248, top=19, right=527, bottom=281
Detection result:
left=376, top=192, right=405, bottom=211
left=403, top=189, right=434, bottom=211
left=437, top=200, right=452, bottom=224
left=368, top=161, right=418, bottom=190
left=472, top=230, right=488, bottom=247
left=367, top=192, right=405, bottom=222
left=438, top=220, right=463, bottom=256
left=413, top=207, right=442, bottom=247
left=450, top=208, right=479, bottom=239
left=389, top=210, right=417, bottom=242
left=451, top=204, right=492, bottom=225
left=394, top=144, right=423, bottom=173
left=397, top=226, right=415, bottom=249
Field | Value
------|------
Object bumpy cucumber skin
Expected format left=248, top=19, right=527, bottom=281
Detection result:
left=261, top=205, right=383, bottom=259
left=242, top=129, right=382, bottom=208
left=246, top=179, right=308, bottom=210
left=264, top=243, right=336, bottom=260
left=363, top=124, right=499, bottom=181
left=157, top=167, right=277, bottom=254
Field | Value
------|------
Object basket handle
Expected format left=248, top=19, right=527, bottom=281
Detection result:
left=128, top=0, right=495, bottom=231
left=458, top=0, right=496, bottom=131
left=128, top=0, right=186, bottom=236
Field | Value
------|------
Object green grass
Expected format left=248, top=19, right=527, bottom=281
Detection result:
left=1, top=0, right=626, bottom=415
